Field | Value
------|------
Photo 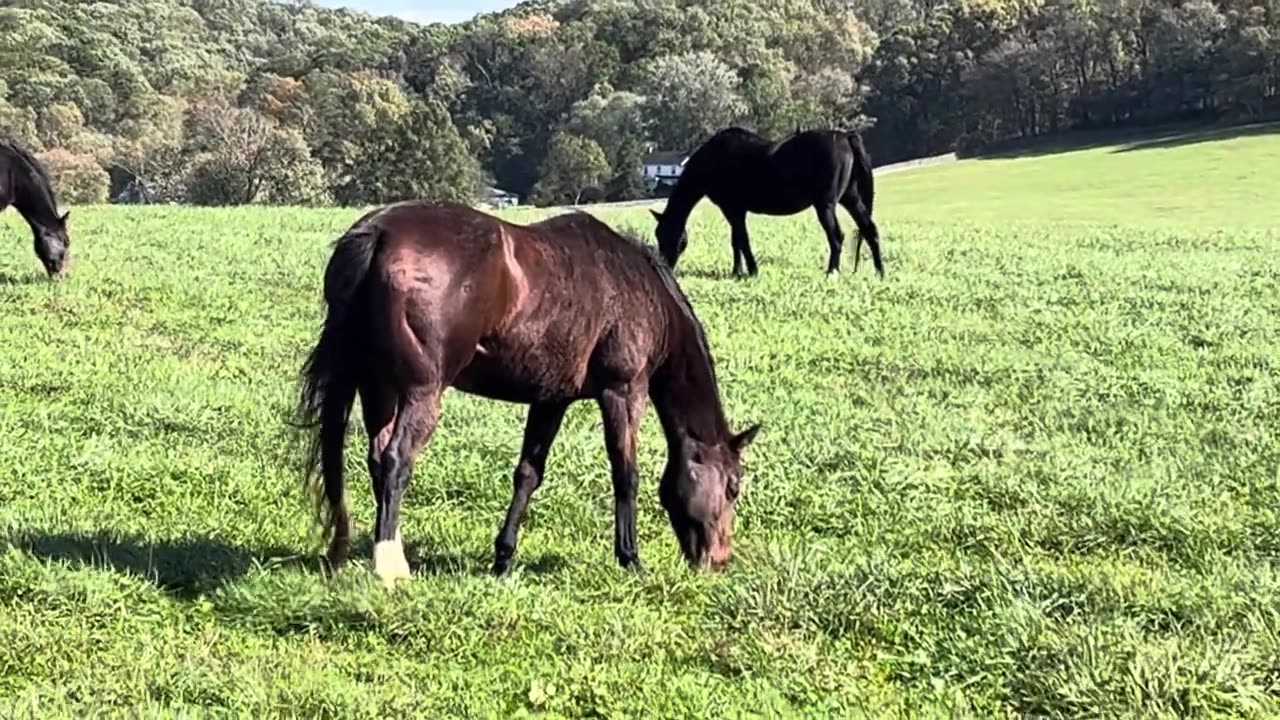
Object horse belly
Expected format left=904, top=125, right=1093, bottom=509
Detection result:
left=451, top=334, right=590, bottom=404
left=754, top=197, right=815, bottom=216
left=709, top=185, right=813, bottom=216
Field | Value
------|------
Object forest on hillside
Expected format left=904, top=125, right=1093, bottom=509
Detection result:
left=2, top=0, right=1277, bottom=208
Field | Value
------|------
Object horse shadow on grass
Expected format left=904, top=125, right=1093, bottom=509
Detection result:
left=675, top=266, right=753, bottom=281
left=8, top=530, right=568, bottom=599
left=348, top=536, right=568, bottom=579
left=0, top=270, right=47, bottom=287
left=9, top=530, right=309, bottom=599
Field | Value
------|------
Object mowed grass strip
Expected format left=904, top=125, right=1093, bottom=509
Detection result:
left=1, top=125, right=1279, bottom=717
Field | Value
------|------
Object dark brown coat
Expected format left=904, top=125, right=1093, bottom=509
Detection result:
left=296, top=201, right=760, bottom=584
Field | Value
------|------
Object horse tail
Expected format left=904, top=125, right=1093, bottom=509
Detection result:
left=846, top=131, right=875, bottom=216
left=295, top=220, right=383, bottom=563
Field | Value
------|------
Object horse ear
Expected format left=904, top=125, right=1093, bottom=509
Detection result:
left=730, top=424, right=761, bottom=455
left=650, top=209, right=663, bottom=223
left=59, top=211, right=70, bottom=224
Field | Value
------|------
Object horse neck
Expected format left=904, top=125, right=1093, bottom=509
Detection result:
left=10, top=163, right=60, bottom=230
left=663, top=163, right=706, bottom=230
left=649, top=308, right=730, bottom=453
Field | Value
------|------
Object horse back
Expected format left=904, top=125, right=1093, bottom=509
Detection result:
left=365, top=203, right=667, bottom=402
left=502, top=213, right=671, bottom=394
left=698, top=129, right=854, bottom=212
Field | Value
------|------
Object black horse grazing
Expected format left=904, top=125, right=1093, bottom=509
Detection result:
left=296, top=201, right=761, bottom=586
left=651, top=127, right=883, bottom=279
left=0, top=140, right=70, bottom=277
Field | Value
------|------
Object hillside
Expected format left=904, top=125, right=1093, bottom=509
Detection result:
left=2, top=0, right=1277, bottom=210
left=876, top=123, right=1280, bottom=230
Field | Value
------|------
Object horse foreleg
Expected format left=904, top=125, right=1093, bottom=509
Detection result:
left=730, top=232, right=744, bottom=277
left=723, top=209, right=745, bottom=277
left=599, top=384, right=649, bottom=571
left=492, top=401, right=570, bottom=576
left=815, top=203, right=844, bottom=276
left=727, top=211, right=758, bottom=278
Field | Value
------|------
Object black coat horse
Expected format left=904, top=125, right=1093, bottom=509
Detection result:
left=651, top=127, right=883, bottom=279
left=1, top=140, right=70, bottom=277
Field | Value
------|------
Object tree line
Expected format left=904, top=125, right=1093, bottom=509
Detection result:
left=2, top=0, right=1276, bottom=208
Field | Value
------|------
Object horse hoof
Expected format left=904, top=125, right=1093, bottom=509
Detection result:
left=374, top=539, right=412, bottom=588
left=323, top=547, right=349, bottom=577
left=826, top=269, right=840, bottom=279
left=617, top=555, right=646, bottom=576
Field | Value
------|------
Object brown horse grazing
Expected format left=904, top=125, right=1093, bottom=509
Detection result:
left=1, top=140, right=70, bottom=277
left=295, top=201, right=761, bottom=586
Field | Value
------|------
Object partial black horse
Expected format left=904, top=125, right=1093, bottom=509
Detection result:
left=651, top=127, right=883, bottom=279
left=296, top=201, right=761, bottom=586
left=1, top=140, right=70, bottom=277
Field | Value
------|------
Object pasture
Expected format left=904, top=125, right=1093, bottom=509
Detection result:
left=2, top=123, right=1279, bottom=717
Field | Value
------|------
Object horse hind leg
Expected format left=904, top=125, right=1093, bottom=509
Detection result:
left=840, top=193, right=883, bottom=279
left=359, top=382, right=396, bottom=571
left=364, top=268, right=481, bottom=587
left=370, top=382, right=443, bottom=588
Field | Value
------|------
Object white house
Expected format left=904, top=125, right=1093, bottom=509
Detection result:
left=641, top=151, right=688, bottom=192
left=483, top=186, right=519, bottom=209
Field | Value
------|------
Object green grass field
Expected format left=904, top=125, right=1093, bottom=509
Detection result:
left=2, top=123, right=1279, bottom=717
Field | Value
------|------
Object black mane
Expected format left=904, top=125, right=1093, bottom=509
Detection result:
left=2, top=139, right=62, bottom=220
left=2, top=140, right=55, bottom=192
left=529, top=210, right=715, bottom=375
left=615, top=223, right=716, bottom=377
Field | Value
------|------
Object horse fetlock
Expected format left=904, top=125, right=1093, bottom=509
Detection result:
left=615, top=545, right=644, bottom=572
left=619, top=555, right=647, bottom=577
left=492, top=533, right=517, bottom=571
left=491, top=550, right=514, bottom=577
left=325, top=537, right=350, bottom=571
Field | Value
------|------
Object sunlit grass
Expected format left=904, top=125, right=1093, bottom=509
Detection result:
left=1, top=124, right=1278, bottom=716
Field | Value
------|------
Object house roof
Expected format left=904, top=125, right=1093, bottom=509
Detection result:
left=641, top=151, right=687, bottom=166
left=486, top=186, right=517, bottom=197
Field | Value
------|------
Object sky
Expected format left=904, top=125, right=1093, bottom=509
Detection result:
left=311, top=1, right=521, bottom=24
